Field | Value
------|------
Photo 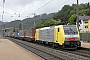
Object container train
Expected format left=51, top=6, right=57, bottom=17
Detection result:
left=6, top=25, right=81, bottom=49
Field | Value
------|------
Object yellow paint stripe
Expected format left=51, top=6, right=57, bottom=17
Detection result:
left=8, top=40, right=32, bottom=60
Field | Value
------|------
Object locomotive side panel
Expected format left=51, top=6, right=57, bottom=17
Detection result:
left=39, top=27, right=54, bottom=42
left=54, top=25, right=65, bottom=45
left=58, top=25, right=65, bottom=45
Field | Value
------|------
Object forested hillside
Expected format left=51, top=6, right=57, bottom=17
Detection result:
left=35, top=3, right=90, bottom=28
left=4, top=13, right=55, bottom=30
left=53, top=3, right=90, bottom=22
left=0, top=21, right=7, bottom=26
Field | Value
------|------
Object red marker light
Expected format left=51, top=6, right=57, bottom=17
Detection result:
left=68, top=38, right=76, bottom=40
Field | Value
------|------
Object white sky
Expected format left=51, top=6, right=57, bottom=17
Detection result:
left=0, top=0, right=89, bottom=22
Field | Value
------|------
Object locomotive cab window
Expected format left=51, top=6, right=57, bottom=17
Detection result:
left=63, top=26, right=78, bottom=34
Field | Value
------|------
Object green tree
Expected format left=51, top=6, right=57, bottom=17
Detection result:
left=13, top=28, right=16, bottom=32
left=35, top=22, right=43, bottom=28
left=53, top=3, right=89, bottom=23
left=55, top=19, right=61, bottom=24
left=53, top=5, right=72, bottom=22
left=87, top=2, right=90, bottom=15
left=43, top=18, right=60, bottom=26
left=79, top=9, right=88, bottom=16
left=35, top=18, right=61, bottom=28
left=19, top=23, right=22, bottom=30
left=68, top=14, right=76, bottom=25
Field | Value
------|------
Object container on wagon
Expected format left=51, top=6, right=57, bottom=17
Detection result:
left=14, top=31, right=19, bottom=37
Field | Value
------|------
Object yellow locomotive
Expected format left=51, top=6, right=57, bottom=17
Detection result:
left=35, top=25, right=81, bottom=49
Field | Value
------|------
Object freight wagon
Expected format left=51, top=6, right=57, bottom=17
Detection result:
left=18, top=28, right=36, bottom=42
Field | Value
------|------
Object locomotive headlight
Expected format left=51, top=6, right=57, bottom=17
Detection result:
left=65, top=38, right=68, bottom=40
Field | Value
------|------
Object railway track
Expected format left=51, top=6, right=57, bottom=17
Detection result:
left=8, top=38, right=65, bottom=60
left=61, top=49, right=90, bottom=59
left=79, top=47, right=90, bottom=53
left=8, top=37, right=90, bottom=60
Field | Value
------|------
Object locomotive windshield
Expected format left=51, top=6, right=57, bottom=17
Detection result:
left=63, top=26, right=78, bottom=35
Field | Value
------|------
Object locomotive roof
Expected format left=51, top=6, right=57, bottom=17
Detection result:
left=38, top=25, right=76, bottom=30
left=39, top=26, right=55, bottom=30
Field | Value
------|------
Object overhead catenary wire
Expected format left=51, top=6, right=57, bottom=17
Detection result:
left=0, top=5, right=20, bottom=15
left=32, top=0, right=53, bottom=14
left=21, top=0, right=38, bottom=15
left=0, top=3, right=33, bottom=15
left=50, top=0, right=75, bottom=12
left=0, top=0, right=38, bottom=19
left=0, top=0, right=75, bottom=17
left=4, top=3, right=37, bottom=14
left=0, top=0, right=23, bottom=14
left=0, top=5, right=29, bottom=14
left=0, top=5, right=32, bottom=19
left=22, top=0, right=53, bottom=19
left=21, top=0, right=75, bottom=20
left=0, top=0, right=81, bottom=22
left=28, top=0, right=75, bottom=17
left=1, top=0, right=75, bottom=16
left=4, top=5, right=26, bottom=13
